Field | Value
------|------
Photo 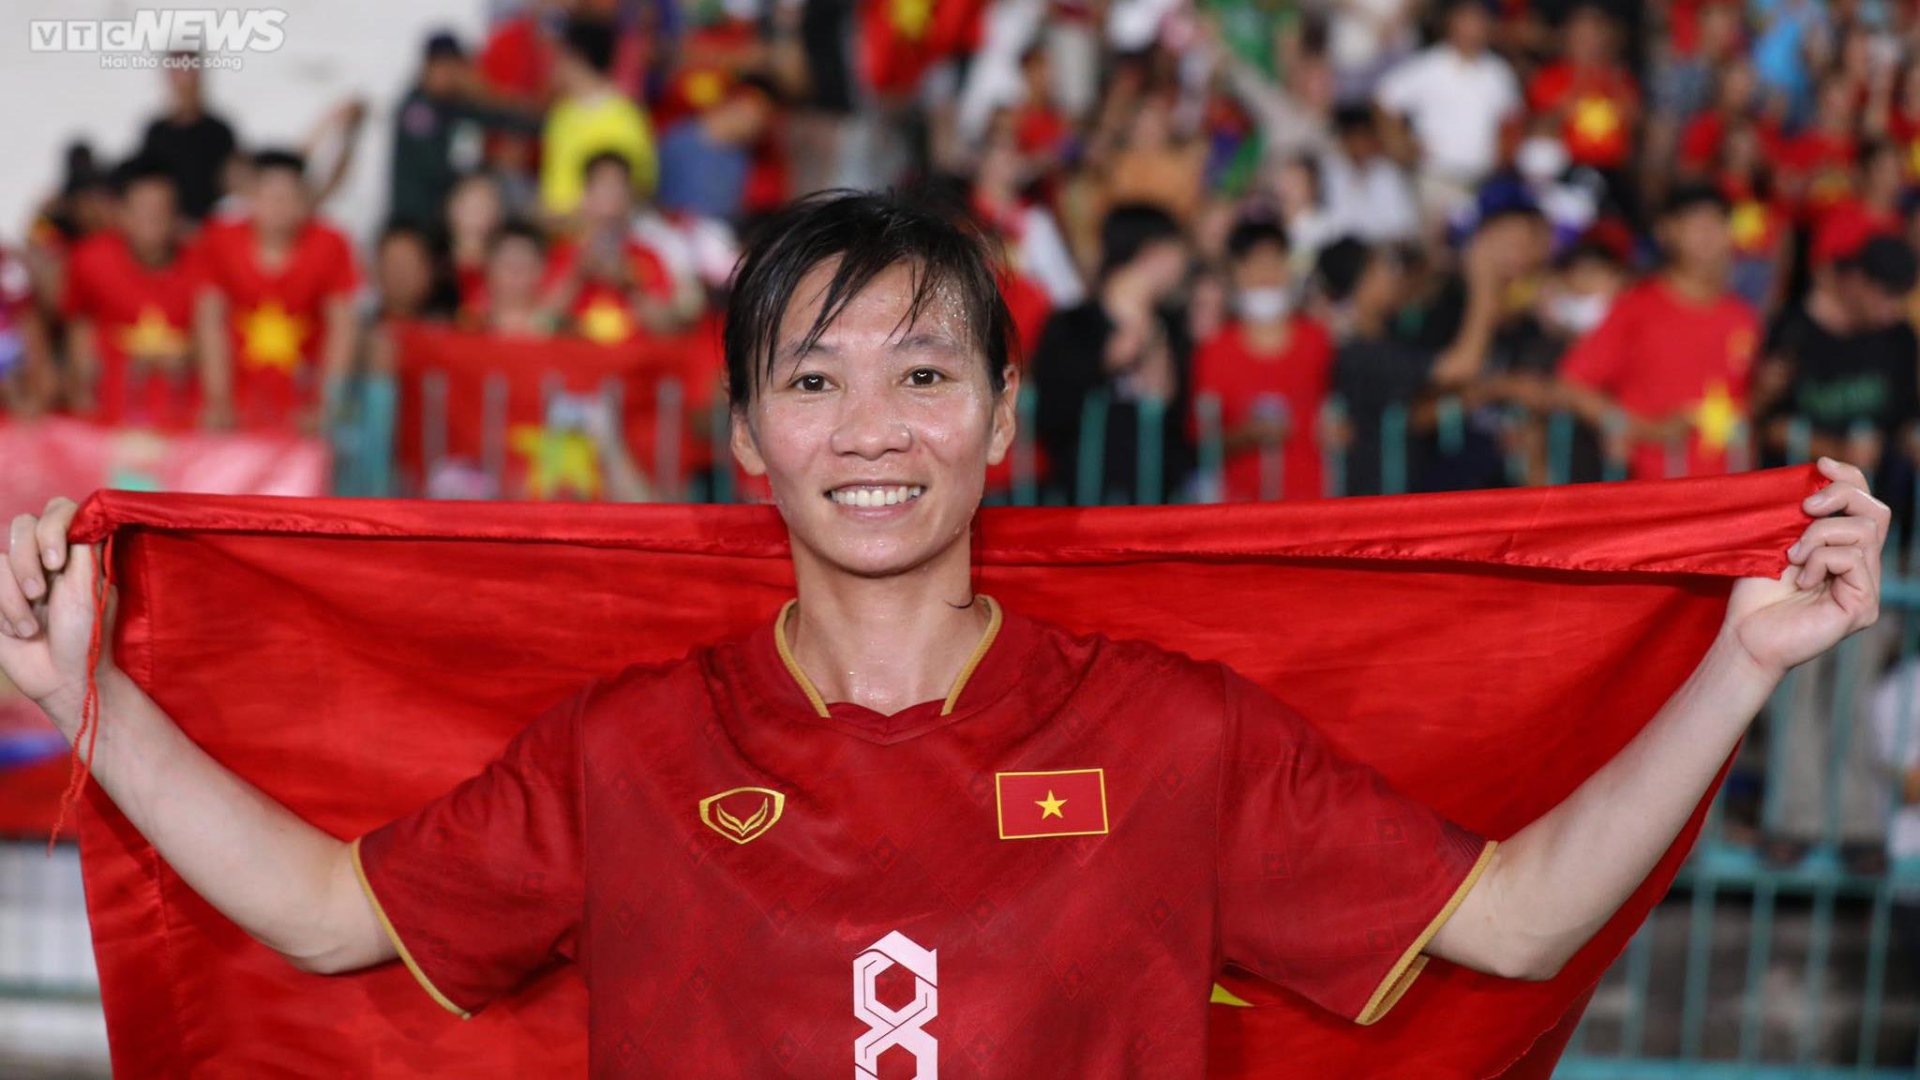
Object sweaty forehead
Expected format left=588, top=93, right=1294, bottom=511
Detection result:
left=775, top=260, right=973, bottom=351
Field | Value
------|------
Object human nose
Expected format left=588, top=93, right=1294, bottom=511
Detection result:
left=828, top=385, right=912, bottom=459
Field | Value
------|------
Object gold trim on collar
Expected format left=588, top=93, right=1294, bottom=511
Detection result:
left=772, top=595, right=1002, bottom=720
left=773, top=599, right=831, bottom=718
left=940, top=595, right=1002, bottom=716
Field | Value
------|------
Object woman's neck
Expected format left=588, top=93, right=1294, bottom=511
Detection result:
left=786, top=539, right=990, bottom=714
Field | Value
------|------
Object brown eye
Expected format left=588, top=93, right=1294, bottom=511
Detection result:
left=793, top=374, right=828, bottom=392
left=908, top=368, right=943, bottom=386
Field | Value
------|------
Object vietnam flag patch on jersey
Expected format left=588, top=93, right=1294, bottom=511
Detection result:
left=996, top=768, right=1109, bottom=839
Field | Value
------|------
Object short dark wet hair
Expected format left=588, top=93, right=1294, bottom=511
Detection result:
left=724, top=190, right=1016, bottom=410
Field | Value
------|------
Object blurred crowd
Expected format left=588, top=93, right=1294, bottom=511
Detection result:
left=8, top=0, right=1920, bottom=507
left=2, top=0, right=1920, bottom=937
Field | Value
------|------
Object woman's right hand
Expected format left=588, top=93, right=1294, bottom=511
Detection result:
left=1, top=497, right=114, bottom=739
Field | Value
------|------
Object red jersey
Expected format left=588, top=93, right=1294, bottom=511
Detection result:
left=544, top=237, right=675, bottom=346
left=1528, top=63, right=1638, bottom=169
left=1560, top=278, right=1758, bottom=480
left=1193, top=318, right=1334, bottom=501
left=1679, top=113, right=1781, bottom=173
left=195, top=218, right=359, bottom=430
left=353, top=597, right=1491, bottom=1076
left=1780, top=131, right=1857, bottom=217
left=60, top=231, right=202, bottom=429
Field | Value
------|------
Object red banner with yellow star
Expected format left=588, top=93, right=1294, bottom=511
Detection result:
left=392, top=323, right=726, bottom=501
left=60, top=467, right=1816, bottom=1077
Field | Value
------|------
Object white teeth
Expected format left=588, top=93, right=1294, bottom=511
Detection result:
left=828, top=485, right=924, bottom=507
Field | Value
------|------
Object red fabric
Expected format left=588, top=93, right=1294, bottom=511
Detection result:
left=194, top=218, right=360, bottom=430
left=478, top=15, right=554, bottom=103
left=65, top=466, right=1814, bottom=1076
left=355, top=601, right=1486, bottom=1072
left=391, top=323, right=718, bottom=500
left=859, top=0, right=986, bottom=95
left=1779, top=131, right=1858, bottom=217
left=60, top=232, right=203, bottom=429
left=1527, top=63, right=1638, bottom=169
left=1192, top=318, right=1333, bottom=501
left=1559, top=278, right=1759, bottom=480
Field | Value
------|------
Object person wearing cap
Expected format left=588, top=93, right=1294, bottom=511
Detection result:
left=1556, top=184, right=1760, bottom=481
left=388, top=30, right=542, bottom=231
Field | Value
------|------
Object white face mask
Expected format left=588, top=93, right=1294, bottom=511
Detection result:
left=1550, top=291, right=1611, bottom=334
left=1518, top=137, right=1569, bottom=184
left=1235, top=286, right=1293, bottom=324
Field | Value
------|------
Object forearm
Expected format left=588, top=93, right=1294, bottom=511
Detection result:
left=1447, top=635, right=1778, bottom=975
left=196, top=294, right=232, bottom=409
left=53, top=669, right=386, bottom=973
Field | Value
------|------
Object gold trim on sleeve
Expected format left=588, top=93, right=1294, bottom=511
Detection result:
left=1353, top=838, right=1500, bottom=1026
left=349, top=836, right=473, bottom=1020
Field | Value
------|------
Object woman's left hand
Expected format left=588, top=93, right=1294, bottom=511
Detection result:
left=1723, top=456, right=1887, bottom=680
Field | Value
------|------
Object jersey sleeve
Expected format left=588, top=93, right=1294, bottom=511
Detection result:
left=351, top=681, right=592, bottom=1018
left=1215, top=666, right=1496, bottom=1026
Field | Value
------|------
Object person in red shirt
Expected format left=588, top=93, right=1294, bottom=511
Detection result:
left=1558, top=184, right=1760, bottom=480
left=59, top=157, right=202, bottom=429
left=0, top=193, right=1890, bottom=1076
left=193, top=149, right=360, bottom=433
left=1677, top=59, right=1780, bottom=179
left=542, top=152, right=696, bottom=345
left=1528, top=4, right=1639, bottom=175
left=445, top=171, right=503, bottom=314
left=1193, top=219, right=1333, bottom=501
left=460, top=221, right=558, bottom=338
left=1780, top=77, right=1862, bottom=221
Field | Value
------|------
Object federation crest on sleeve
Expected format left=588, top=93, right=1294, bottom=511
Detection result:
left=698, top=786, right=787, bottom=844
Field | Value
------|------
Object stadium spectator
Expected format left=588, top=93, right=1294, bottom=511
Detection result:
left=192, top=149, right=360, bottom=434
left=463, top=222, right=556, bottom=339
left=1319, top=104, right=1420, bottom=245
left=1318, top=237, right=1429, bottom=496
left=1034, top=203, right=1195, bottom=504
left=540, top=15, right=657, bottom=222
left=1557, top=185, right=1759, bottom=480
left=134, top=56, right=239, bottom=222
left=656, top=76, right=780, bottom=223
left=60, top=158, right=201, bottom=429
left=0, top=248, right=54, bottom=418
left=1377, top=0, right=1524, bottom=222
left=543, top=153, right=693, bottom=344
left=445, top=171, right=505, bottom=312
left=387, top=31, right=542, bottom=232
left=1192, top=218, right=1333, bottom=500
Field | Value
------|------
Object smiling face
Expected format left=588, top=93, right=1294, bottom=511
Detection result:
left=730, top=259, right=1017, bottom=580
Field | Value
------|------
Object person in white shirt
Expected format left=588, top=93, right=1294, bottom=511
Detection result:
left=1375, top=0, right=1522, bottom=223
left=1320, top=105, right=1420, bottom=244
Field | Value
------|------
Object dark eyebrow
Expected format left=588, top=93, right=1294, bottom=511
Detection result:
left=894, top=331, right=966, bottom=353
left=776, top=339, right=836, bottom=362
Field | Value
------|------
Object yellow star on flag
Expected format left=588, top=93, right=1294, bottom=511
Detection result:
left=1694, top=381, right=1740, bottom=452
left=578, top=296, right=635, bottom=345
left=684, top=69, right=726, bottom=110
left=1730, top=202, right=1767, bottom=250
left=119, top=306, right=187, bottom=363
left=238, top=300, right=306, bottom=372
left=889, top=0, right=933, bottom=39
left=1036, top=790, right=1067, bottom=819
left=509, top=424, right=602, bottom=500
left=1571, top=96, right=1620, bottom=143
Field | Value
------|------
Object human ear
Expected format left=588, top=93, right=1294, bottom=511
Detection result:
left=730, top=408, right=768, bottom=477
left=985, top=365, right=1019, bottom=467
